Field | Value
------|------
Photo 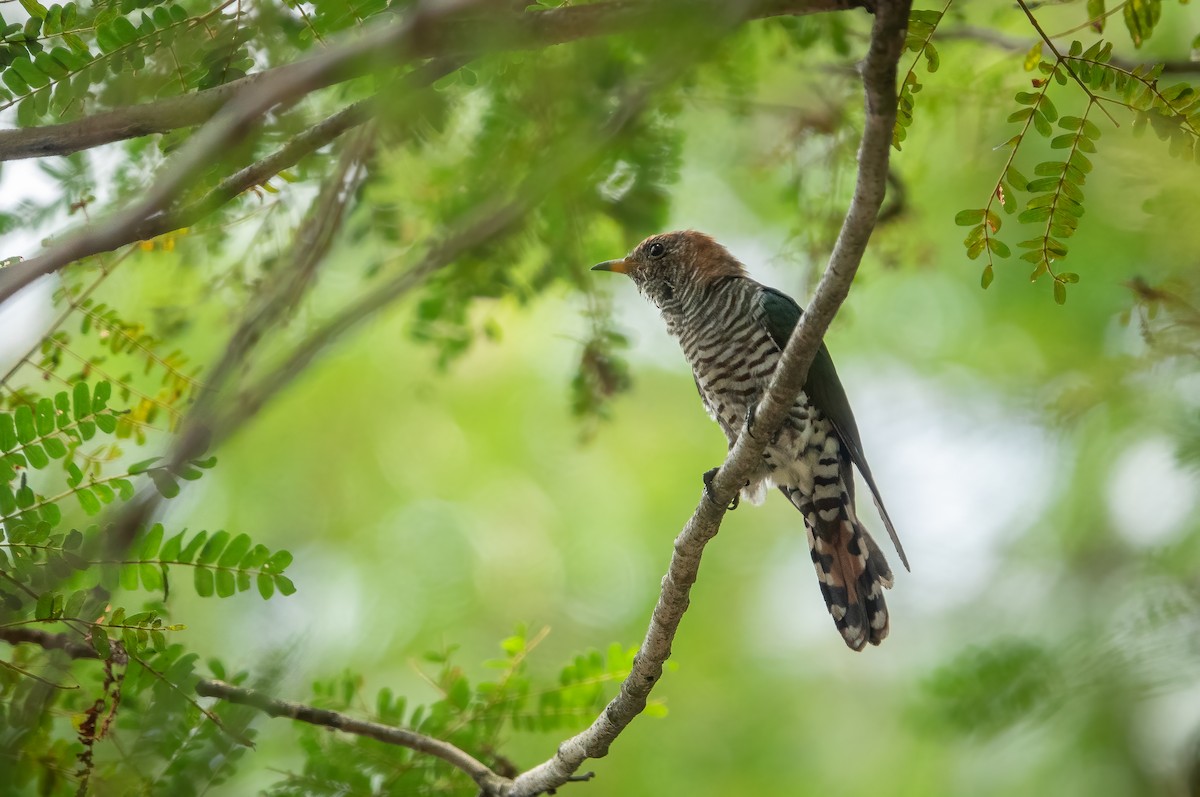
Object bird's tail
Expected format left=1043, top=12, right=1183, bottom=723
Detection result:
left=780, top=486, right=894, bottom=651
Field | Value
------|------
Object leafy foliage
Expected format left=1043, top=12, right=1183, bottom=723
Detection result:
left=1, top=0, right=1199, bottom=793
left=262, top=628, right=647, bottom=795
left=894, top=6, right=947, bottom=151
left=956, top=17, right=1200, bottom=300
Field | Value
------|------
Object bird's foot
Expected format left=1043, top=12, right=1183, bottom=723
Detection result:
left=703, top=467, right=740, bottom=511
left=744, top=404, right=758, bottom=440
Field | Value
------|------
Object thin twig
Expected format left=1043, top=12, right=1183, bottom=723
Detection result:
left=0, top=0, right=484, bottom=308
left=1015, top=0, right=1120, bottom=126
left=194, top=680, right=506, bottom=792
left=938, top=24, right=1200, bottom=75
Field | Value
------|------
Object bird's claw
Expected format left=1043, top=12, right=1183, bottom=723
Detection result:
left=703, top=467, right=740, bottom=511
left=744, top=404, right=758, bottom=440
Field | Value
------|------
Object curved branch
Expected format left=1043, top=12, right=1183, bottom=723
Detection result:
left=507, top=3, right=910, bottom=796
left=0, top=630, right=501, bottom=791
left=0, top=0, right=858, bottom=163
left=194, top=679, right=506, bottom=793
left=0, top=2, right=468, bottom=308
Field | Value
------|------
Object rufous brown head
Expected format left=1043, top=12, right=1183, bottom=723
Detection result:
left=592, top=230, right=747, bottom=307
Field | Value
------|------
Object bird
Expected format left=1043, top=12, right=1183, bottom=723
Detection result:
left=592, top=230, right=908, bottom=651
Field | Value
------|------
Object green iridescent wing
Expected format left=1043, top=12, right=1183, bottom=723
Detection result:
left=755, top=286, right=909, bottom=570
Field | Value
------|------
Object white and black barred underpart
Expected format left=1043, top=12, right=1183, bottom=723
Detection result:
left=648, top=274, right=894, bottom=650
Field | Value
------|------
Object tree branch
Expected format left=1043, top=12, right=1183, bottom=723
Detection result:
left=0, top=0, right=857, bottom=163
left=0, top=630, right=502, bottom=792
left=194, top=679, right=507, bottom=793
left=939, top=24, right=1200, bottom=74
left=0, top=626, right=97, bottom=660
left=506, top=3, right=910, bottom=796
left=0, top=1, right=473, bottom=309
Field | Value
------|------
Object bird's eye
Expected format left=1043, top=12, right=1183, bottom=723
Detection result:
left=648, top=242, right=666, bottom=259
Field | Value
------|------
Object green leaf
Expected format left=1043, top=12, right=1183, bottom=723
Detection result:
left=92, top=381, right=111, bottom=411
left=33, top=52, right=67, bottom=80
left=140, top=562, right=164, bottom=593
left=981, top=265, right=995, bottom=289
left=924, top=42, right=939, bottom=73
left=179, top=530, right=207, bottom=563
left=42, top=437, right=66, bottom=458
left=140, top=523, right=163, bottom=559
left=273, top=574, right=297, bottom=596
left=198, top=530, right=229, bottom=565
left=1032, top=112, right=1053, bottom=137
left=1004, top=165, right=1029, bottom=191
left=35, top=592, right=54, bottom=620
left=214, top=569, right=235, bottom=598
left=1026, top=177, right=1060, bottom=193
left=95, top=414, right=117, bottom=434
left=14, top=405, right=35, bottom=444
left=1087, top=0, right=1106, bottom=34
left=35, top=398, right=55, bottom=437
left=1054, top=280, right=1067, bottom=305
left=160, top=531, right=184, bottom=561
left=72, top=381, right=90, bottom=420
left=2, top=68, right=30, bottom=97
left=54, top=392, right=71, bottom=429
left=111, top=16, right=138, bottom=44
left=1007, top=107, right=1035, bottom=124
left=1038, top=95, right=1058, bottom=122
left=25, top=444, right=48, bottom=470
left=113, top=478, right=134, bottom=500
left=0, top=414, right=16, bottom=451
left=194, top=566, right=214, bottom=597
left=265, top=550, right=293, bottom=572
left=955, top=209, right=986, bottom=226
left=1018, top=207, right=1053, bottom=224
left=93, top=482, right=115, bottom=504
left=95, top=23, right=122, bottom=53
left=92, top=630, right=111, bottom=658
left=239, top=544, right=270, bottom=570
left=218, top=533, right=251, bottom=569
left=77, top=488, right=102, bottom=515
left=256, top=573, right=275, bottom=599
left=10, top=57, right=49, bottom=89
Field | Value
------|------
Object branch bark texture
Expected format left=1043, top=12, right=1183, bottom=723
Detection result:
left=507, top=2, right=910, bottom=795
left=194, top=679, right=507, bottom=792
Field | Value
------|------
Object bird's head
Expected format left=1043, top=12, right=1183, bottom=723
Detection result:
left=591, top=230, right=746, bottom=307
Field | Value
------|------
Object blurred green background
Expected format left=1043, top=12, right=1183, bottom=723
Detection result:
left=4, top=0, right=1200, bottom=794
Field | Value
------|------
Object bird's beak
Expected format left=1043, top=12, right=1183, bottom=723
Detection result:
left=591, top=258, right=630, bottom=275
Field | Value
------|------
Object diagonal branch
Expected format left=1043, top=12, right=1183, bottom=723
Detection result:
left=0, top=629, right=501, bottom=791
left=194, top=680, right=507, bottom=793
left=506, top=3, right=910, bottom=796
left=0, top=0, right=858, bottom=163
left=0, top=1, right=474, bottom=309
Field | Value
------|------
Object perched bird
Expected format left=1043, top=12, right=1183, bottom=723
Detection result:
left=593, top=230, right=908, bottom=650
